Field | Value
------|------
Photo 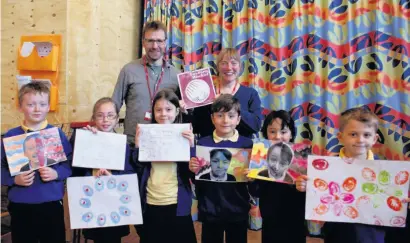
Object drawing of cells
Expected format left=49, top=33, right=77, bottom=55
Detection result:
left=119, top=206, right=131, bottom=216
left=83, top=185, right=94, bottom=196
left=79, top=198, right=91, bottom=208
left=312, top=159, right=329, bottom=170
left=342, top=177, right=357, bottom=192
left=120, top=195, right=132, bottom=204
left=390, top=216, right=406, bottom=227
left=395, top=171, right=409, bottom=185
left=378, top=170, right=391, bottom=185
left=111, top=212, right=121, bottom=224
left=97, top=214, right=106, bottom=226
left=313, top=178, right=328, bottom=191
left=362, top=167, right=376, bottom=181
left=387, top=196, right=402, bottom=211
left=362, top=182, right=378, bottom=194
left=82, top=212, right=93, bottom=222
left=117, top=181, right=128, bottom=192
left=95, top=178, right=104, bottom=191
left=107, top=177, right=116, bottom=189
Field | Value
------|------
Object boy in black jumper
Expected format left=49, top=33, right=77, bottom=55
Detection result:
left=189, top=94, right=253, bottom=243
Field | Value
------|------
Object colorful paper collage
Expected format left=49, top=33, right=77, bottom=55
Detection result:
left=3, top=127, right=67, bottom=176
left=247, top=139, right=309, bottom=183
left=195, top=145, right=251, bottom=182
left=305, top=155, right=410, bottom=227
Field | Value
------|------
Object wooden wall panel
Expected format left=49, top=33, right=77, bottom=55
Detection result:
left=1, top=0, right=68, bottom=131
left=1, top=0, right=140, bottom=132
left=66, top=0, right=139, bottom=123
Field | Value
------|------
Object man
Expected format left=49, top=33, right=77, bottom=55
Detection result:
left=20, top=134, right=56, bottom=172
left=258, top=142, right=293, bottom=180
left=112, top=20, right=180, bottom=145
left=200, top=149, right=236, bottom=182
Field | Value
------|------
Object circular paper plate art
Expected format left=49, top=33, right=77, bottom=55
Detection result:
left=185, top=79, right=210, bottom=103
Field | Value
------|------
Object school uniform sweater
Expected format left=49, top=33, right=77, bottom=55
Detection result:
left=137, top=147, right=195, bottom=216
left=323, top=149, right=385, bottom=243
left=70, top=132, right=136, bottom=240
left=1, top=124, right=72, bottom=204
left=195, top=135, right=253, bottom=222
left=192, top=85, right=263, bottom=138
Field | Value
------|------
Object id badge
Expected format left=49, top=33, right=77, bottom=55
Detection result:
left=144, top=111, right=152, bottom=121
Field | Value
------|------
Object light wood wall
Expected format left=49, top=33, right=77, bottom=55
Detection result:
left=1, top=0, right=141, bottom=132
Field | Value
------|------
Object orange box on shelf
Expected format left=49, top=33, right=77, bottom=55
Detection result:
left=17, top=35, right=62, bottom=72
left=16, top=35, right=62, bottom=111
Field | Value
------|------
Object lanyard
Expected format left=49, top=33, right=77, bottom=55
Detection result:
left=217, top=82, right=238, bottom=95
left=144, top=56, right=166, bottom=102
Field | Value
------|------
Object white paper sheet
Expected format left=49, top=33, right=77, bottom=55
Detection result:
left=305, top=155, right=410, bottom=227
left=67, top=174, right=143, bottom=229
left=138, top=124, right=190, bottom=162
left=72, top=130, right=127, bottom=170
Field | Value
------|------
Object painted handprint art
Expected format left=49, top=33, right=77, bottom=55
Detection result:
left=305, top=156, right=410, bottom=227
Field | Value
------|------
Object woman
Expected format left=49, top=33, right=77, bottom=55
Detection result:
left=192, top=48, right=263, bottom=138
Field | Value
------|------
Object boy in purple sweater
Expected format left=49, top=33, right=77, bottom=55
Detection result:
left=190, top=94, right=253, bottom=243
left=1, top=82, right=72, bottom=243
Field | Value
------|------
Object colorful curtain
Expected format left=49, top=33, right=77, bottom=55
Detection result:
left=143, top=0, right=410, bottom=161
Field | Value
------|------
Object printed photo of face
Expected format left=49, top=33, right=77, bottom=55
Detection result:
left=24, top=137, right=40, bottom=169
left=266, top=142, right=293, bottom=179
left=22, top=134, right=47, bottom=171
left=210, top=149, right=232, bottom=181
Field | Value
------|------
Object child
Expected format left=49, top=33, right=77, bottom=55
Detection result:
left=189, top=94, right=253, bottom=243
left=70, top=97, right=136, bottom=243
left=249, top=110, right=306, bottom=243
left=135, top=88, right=197, bottom=243
left=296, top=107, right=410, bottom=243
left=1, top=82, right=72, bottom=243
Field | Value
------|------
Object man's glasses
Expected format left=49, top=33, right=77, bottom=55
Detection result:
left=94, top=113, right=118, bottom=120
left=144, top=38, right=166, bottom=46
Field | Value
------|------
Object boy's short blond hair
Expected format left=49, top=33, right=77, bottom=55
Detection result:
left=18, top=82, right=50, bottom=106
left=339, top=107, right=379, bottom=132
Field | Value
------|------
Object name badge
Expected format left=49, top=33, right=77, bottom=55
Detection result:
left=144, top=111, right=152, bottom=121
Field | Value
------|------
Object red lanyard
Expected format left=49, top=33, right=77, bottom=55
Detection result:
left=144, top=56, right=166, bottom=102
left=217, top=82, right=238, bottom=95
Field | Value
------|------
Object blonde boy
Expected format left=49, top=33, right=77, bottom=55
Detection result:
left=1, top=82, right=72, bottom=243
left=297, top=107, right=409, bottom=243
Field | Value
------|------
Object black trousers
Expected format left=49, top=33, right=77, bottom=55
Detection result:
left=8, top=200, right=66, bottom=243
left=262, top=217, right=306, bottom=243
left=141, top=204, right=197, bottom=243
left=201, top=220, right=248, bottom=243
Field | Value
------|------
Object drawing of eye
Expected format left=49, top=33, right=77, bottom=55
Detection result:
left=83, top=185, right=94, bottom=196
left=119, top=206, right=131, bottom=216
left=110, top=212, right=121, bottom=224
left=79, top=198, right=91, bottom=208
left=107, top=177, right=116, bottom=189
left=120, top=195, right=132, bottom=204
left=117, top=181, right=128, bottom=191
left=97, top=214, right=106, bottom=226
left=82, top=212, right=93, bottom=222
left=95, top=178, right=104, bottom=191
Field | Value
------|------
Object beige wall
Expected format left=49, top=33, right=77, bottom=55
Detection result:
left=1, top=0, right=141, bottom=132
